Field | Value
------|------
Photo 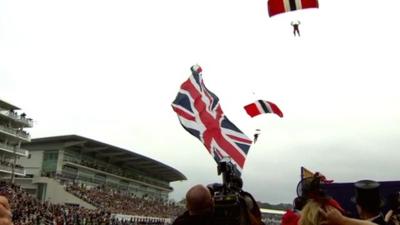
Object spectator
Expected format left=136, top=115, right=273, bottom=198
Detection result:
left=297, top=175, right=344, bottom=225
left=385, top=192, right=400, bottom=225
left=281, top=197, right=306, bottom=225
left=352, top=180, right=386, bottom=225
left=0, top=196, right=12, bottom=225
left=172, top=184, right=214, bottom=225
left=319, top=206, right=380, bottom=225
left=230, top=176, right=263, bottom=225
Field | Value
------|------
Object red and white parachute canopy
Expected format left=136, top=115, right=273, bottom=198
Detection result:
left=244, top=100, right=283, bottom=118
left=268, top=0, right=319, bottom=17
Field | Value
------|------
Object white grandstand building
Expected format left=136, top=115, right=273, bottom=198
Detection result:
left=0, top=99, right=33, bottom=182
left=16, top=135, right=186, bottom=208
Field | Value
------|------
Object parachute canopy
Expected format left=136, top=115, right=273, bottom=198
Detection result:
left=244, top=100, right=283, bottom=118
left=268, top=0, right=319, bottom=17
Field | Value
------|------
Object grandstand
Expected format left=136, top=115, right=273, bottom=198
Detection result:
left=16, top=135, right=186, bottom=208
left=0, top=98, right=32, bottom=182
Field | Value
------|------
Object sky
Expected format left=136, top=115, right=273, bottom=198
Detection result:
left=1, top=0, right=400, bottom=204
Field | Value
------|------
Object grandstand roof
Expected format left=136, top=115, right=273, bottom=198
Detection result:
left=0, top=99, right=20, bottom=110
left=25, top=135, right=186, bottom=182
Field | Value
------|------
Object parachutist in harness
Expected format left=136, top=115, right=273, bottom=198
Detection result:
left=244, top=100, right=283, bottom=144
left=291, top=20, right=301, bottom=36
left=253, top=129, right=261, bottom=144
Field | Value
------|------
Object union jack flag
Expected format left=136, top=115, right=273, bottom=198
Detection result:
left=171, top=65, right=253, bottom=174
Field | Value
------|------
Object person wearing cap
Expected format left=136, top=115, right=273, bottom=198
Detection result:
left=352, top=180, right=386, bottom=225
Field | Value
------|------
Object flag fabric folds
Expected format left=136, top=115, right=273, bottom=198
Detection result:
left=171, top=65, right=253, bottom=174
left=268, top=0, right=319, bottom=17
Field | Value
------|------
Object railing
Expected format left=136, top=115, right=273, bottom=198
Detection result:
left=0, top=109, right=33, bottom=127
left=14, top=166, right=25, bottom=175
left=0, top=143, right=29, bottom=156
left=62, top=159, right=172, bottom=191
left=0, top=164, right=25, bottom=175
left=63, top=156, right=170, bottom=189
left=0, top=124, right=31, bottom=141
left=60, top=170, right=162, bottom=197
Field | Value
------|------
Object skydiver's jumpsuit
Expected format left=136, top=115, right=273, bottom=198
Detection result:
left=291, top=21, right=301, bottom=36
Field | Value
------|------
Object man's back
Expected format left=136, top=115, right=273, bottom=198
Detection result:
left=173, top=211, right=214, bottom=225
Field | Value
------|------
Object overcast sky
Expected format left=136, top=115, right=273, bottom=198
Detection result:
left=1, top=0, right=400, bottom=204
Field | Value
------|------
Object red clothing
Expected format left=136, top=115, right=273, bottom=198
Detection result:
left=281, top=209, right=300, bottom=225
left=326, top=198, right=344, bottom=213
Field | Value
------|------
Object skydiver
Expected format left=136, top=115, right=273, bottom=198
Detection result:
left=254, top=133, right=259, bottom=143
left=253, top=129, right=261, bottom=144
left=291, top=20, right=301, bottom=37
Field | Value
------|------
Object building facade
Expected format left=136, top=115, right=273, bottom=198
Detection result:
left=17, top=135, right=186, bottom=204
left=0, top=99, right=33, bottom=182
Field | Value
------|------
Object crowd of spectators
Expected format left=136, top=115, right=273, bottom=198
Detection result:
left=262, top=214, right=282, bottom=225
left=1, top=181, right=110, bottom=225
left=61, top=159, right=166, bottom=188
left=0, top=181, right=181, bottom=225
left=78, top=160, right=124, bottom=178
left=0, top=160, right=24, bottom=170
left=110, top=217, right=166, bottom=225
left=0, top=109, right=32, bottom=123
left=66, top=183, right=184, bottom=219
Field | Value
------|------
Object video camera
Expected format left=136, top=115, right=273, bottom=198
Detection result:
left=210, top=157, right=251, bottom=225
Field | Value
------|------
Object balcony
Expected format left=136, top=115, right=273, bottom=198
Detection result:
left=0, top=124, right=31, bottom=142
left=0, top=143, right=29, bottom=157
left=0, top=109, right=33, bottom=128
left=0, top=163, right=25, bottom=176
left=63, top=160, right=173, bottom=191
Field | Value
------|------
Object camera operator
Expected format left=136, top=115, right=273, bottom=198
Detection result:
left=208, top=158, right=263, bottom=225
left=172, top=184, right=214, bottom=225
left=230, top=176, right=263, bottom=225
